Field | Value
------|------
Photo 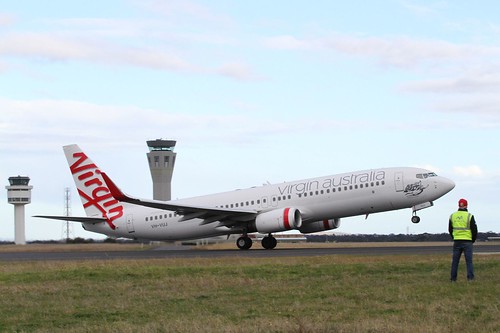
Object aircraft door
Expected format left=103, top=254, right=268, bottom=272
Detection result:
left=394, top=172, right=404, bottom=192
left=126, top=214, right=135, bottom=233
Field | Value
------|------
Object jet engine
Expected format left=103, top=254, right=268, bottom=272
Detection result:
left=254, top=208, right=302, bottom=233
left=299, top=218, right=341, bottom=233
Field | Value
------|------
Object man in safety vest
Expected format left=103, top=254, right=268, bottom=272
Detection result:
left=449, top=198, right=478, bottom=282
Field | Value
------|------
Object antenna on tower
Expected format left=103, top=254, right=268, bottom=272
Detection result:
left=62, top=187, right=73, bottom=242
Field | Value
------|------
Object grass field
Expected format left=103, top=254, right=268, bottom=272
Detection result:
left=0, top=250, right=499, bottom=332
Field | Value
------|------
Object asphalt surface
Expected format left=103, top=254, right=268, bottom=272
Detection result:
left=1, top=244, right=499, bottom=261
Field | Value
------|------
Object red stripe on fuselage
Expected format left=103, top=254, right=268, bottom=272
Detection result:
left=283, top=208, right=291, bottom=229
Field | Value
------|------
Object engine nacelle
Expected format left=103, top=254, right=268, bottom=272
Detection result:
left=299, top=218, right=341, bottom=233
left=254, top=208, right=302, bottom=233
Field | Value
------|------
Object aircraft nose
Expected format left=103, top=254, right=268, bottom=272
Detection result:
left=440, top=177, right=455, bottom=194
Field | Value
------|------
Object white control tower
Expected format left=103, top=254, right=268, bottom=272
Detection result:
left=146, top=139, right=177, bottom=201
left=6, top=176, right=33, bottom=245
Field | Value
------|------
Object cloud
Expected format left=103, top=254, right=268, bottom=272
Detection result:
left=263, top=35, right=323, bottom=51
left=0, top=12, right=15, bottom=26
left=401, top=74, right=500, bottom=122
left=263, top=32, right=500, bottom=124
left=216, top=62, right=265, bottom=81
left=401, top=74, right=500, bottom=94
left=452, top=165, right=484, bottom=177
left=0, top=97, right=431, bottom=155
left=400, top=1, right=446, bottom=16
left=0, top=18, right=260, bottom=80
left=264, top=33, right=500, bottom=69
left=430, top=95, right=500, bottom=121
left=134, top=0, right=234, bottom=28
left=0, top=97, right=305, bottom=153
left=0, top=32, right=195, bottom=71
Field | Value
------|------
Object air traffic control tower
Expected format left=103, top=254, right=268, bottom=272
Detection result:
left=146, top=139, right=176, bottom=201
left=6, top=176, right=33, bottom=245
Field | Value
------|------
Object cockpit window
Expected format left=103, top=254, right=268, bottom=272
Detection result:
left=416, top=172, right=438, bottom=179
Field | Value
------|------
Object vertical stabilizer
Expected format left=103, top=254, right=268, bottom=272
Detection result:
left=63, top=145, right=123, bottom=229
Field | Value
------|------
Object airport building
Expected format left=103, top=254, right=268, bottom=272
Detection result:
left=146, top=139, right=177, bottom=201
left=5, top=176, right=33, bottom=245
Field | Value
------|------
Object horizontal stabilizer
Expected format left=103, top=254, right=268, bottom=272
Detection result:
left=34, top=215, right=107, bottom=223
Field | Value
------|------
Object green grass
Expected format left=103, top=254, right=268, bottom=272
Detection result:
left=0, top=255, right=499, bottom=332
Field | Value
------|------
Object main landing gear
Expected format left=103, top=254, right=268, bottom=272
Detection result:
left=236, top=234, right=277, bottom=250
left=261, top=234, right=277, bottom=250
left=236, top=235, right=253, bottom=250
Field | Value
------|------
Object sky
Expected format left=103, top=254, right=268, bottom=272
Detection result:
left=1, top=1, right=499, bottom=241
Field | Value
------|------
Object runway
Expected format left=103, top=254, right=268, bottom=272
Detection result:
left=1, top=244, right=499, bottom=261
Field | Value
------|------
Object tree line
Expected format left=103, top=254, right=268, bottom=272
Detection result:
left=306, top=232, right=500, bottom=243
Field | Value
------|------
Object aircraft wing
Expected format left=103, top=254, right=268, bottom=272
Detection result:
left=101, top=172, right=258, bottom=225
left=33, top=215, right=107, bottom=223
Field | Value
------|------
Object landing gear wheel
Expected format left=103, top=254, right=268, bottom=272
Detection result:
left=411, top=215, right=420, bottom=224
left=236, top=236, right=253, bottom=250
left=261, top=235, right=277, bottom=250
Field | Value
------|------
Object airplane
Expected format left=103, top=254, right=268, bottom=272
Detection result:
left=36, top=144, right=455, bottom=250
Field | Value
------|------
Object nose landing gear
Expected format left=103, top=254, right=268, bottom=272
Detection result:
left=411, top=201, right=433, bottom=224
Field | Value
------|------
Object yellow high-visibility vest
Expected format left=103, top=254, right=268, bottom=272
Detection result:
left=450, top=211, right=472, bottom=241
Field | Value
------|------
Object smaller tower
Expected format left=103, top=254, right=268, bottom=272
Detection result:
left=6, top=176, right=33, bottom=245
left=146, top=139, right=177, bottom=201
left=61, top=187, right=73, bottom=242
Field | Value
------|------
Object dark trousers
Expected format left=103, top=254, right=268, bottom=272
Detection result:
left=450, top=240, right=474, bottom=281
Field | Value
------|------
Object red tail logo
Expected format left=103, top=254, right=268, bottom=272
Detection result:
left=70, top=152, right=123, bottom=230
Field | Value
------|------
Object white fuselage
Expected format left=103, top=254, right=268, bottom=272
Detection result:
left=82, top=167, right=455, bottom=241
